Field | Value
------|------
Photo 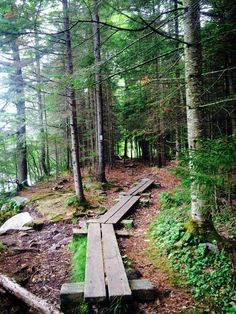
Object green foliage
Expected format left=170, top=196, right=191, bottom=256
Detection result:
left=69, top=235, right=87, bottom=282
left=105, top=296, right=130, bottom=314
left=213, top=205, right=236, bottom=236
left=174, top=137, right=236, bottom=202
left=149, top=188, right=235, bottom=313
left=64, top=195, right=81, bottom=206
left=0, top=241, right=6, bottom=251
left=64, top=195, right=89, bottom=208
left=0, top=195, right=20, bottom=225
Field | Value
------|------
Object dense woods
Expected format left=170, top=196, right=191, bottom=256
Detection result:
left=0, top=0, right=235, bottom=313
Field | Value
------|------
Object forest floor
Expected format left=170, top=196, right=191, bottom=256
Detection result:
left=0, top=161, right=197, bottom=313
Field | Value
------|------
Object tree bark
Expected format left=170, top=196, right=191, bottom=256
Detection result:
left=0, top=274, right=60, bottom=314
left=62, top=0, right=85, bottom=201
left=11, top=38, right=28, bottom=188
left=35, top=34, right=50, bottom=177
left=183, top=0, right=206, bottom=224
left=92, top=0, right=106, bottom=183
left=174, top=0, right=181, bottom=158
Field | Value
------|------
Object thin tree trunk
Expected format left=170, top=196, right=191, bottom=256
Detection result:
left=184, top=0, right=206, bottom=224
left=12, top=38, right=28, bottom=188
left=62, top=0, right=85, bottom=201
left=174, top=0, right=181, bottom=158
left=35, top=34, right=49, bottom=177
left=92, top=0, right=106, bottom=183
left=44, top=109, right=50, bottom=175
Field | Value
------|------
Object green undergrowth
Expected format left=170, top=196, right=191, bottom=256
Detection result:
left=0, top=241, right=6, bottom=251
left=69, top=235, right=87, bottom=282
left=68, top=235, right=89, bottom=314
left=149, top=187, right=236, bottom=313
left=0, top=195, right=20, bottom=225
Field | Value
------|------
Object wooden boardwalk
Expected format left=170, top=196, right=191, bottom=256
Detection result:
left=61, top=178, right=155, bottom=304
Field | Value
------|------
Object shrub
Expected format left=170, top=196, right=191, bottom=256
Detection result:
left=0, top=196, right=20, bottom=225
left=149, top=188, right=235, bottom=313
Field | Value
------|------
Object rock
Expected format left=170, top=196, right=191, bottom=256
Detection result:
left=0, top=212, right=33, bottom=235
left=1, top=204, right=8, bottom=211
left=11, top=196, right=29, bottom=206
left=204, top=242, right=219, bottom=253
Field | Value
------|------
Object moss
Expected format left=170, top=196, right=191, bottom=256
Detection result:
left=30, top=192, right=55, bottom=202
left=184, top=218, right=231, bottom=249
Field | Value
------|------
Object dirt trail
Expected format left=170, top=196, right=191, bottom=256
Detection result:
left=117, top=164, right=195, bottom=313
left=0, top=162, right=195, bottom=313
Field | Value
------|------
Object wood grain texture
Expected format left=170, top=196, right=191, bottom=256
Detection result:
left=106, top=196, right=140, bottom=224
left=128, top=179, right=154, bottom=196
left=84, top=223, right=106, bottom=302
left=102, top=224, right=131, bottom=299
left=127, top=178, right=149, bottom=195
left=98, top=196, right=132, bottom=223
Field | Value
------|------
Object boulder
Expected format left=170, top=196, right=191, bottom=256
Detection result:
left=11, top=196, right=29, bottom=206
left=0, top=212, right=33, bottom=235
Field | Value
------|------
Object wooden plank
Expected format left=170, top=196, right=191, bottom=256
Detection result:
left=102, top=224, right=131, bottom=299
left=98, top=196, right=132, bottom=223
left=73, top=228, right=133, bottom=237
left=84, top=223, right=106, bottom=302
left=72, top=228, right=87, bottom=235
left=129, top=179, right=154, bottom=196
left=127, top=178, right=149, bottom=196
left=106, top=196, right=140, bottom=224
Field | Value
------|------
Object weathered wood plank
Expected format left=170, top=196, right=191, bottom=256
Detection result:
left=98, top=196, right=133, bottom=223
left=126, top=178, right=149, bottom=196
left=128, top=179, right=154, bottom=196
left=84, top=223, right=106, bottom=302
left=106, top=196, right=140, bottom=224
left=73, top=228, right=133, bottom=237
left=102, top=224, right=131, bottom=299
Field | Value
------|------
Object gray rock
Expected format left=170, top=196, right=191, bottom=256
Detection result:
left=11, top=196, right=29, bottom=206
left=0, top=212, right=33, bottom=235
left=1, top=204, right=8, bottom=211
left=204, top=242, right=219, bottom=253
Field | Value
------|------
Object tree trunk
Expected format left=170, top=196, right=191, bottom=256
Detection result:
left=92, top=0, right=106, bottom=183
left=11, top=38, right=28, bottom=188
left=35, top=34, right=50, bottom=177
left=183, top=0, right=206, bottom=224
left=174, top=0, right=181, bottom=158
left=0, top=274, right=60, bottom=314
left=62, top=0, right=85, bottom=201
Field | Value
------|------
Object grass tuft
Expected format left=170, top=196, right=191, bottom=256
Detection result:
left=69, top=235, right=87, bottom=282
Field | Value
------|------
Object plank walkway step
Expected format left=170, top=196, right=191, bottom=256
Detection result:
left=106, top=196, right=140, bottom=224
left=127, top=178, right=154, bottom=196
left=98, top=195, right=133, bottom=224
left=60, top=279, right=156, bottom=312
left=102, top=224, right=132, bottom=299
left=73, top=227, right=133, bottom=237
left=84, top=223, right=106, bottom=302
